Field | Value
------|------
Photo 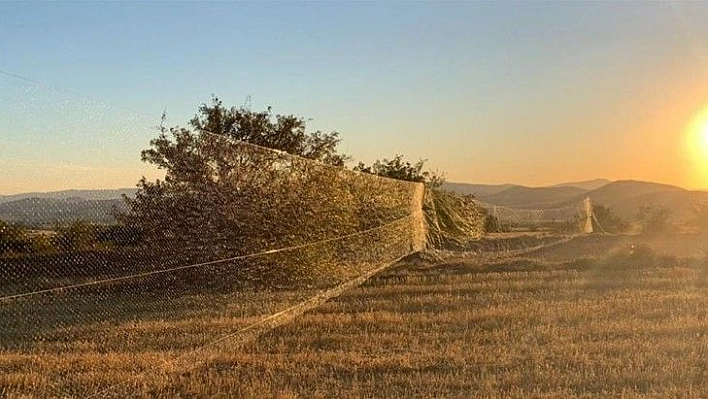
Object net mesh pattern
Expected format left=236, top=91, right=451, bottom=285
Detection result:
left=0, top=74, right=426, bottom=397
left=476, top=200, right=587, bottom=226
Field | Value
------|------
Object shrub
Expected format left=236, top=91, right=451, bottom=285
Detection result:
left=636, top=204, right=672, bottom=234
left=0, top=220, right=31, bottom=255
left=52, top=220, right=100, bottom=252
left=601, top=244, right=678, bottom=269
left=691, top=199, right=708, bottom=232
left=592, top=203, right=630, bottom=233
left=483, top=214, right=508, bottom=233
left=94, top=224, right=144, bottom=246
left=425, top=190, right=485, bottom=249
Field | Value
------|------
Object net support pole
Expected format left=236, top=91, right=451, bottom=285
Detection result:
left=584, top=197, right=594, bottom=234
left=411, top=183, right=427, bottom=251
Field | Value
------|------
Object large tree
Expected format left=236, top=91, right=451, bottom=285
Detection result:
left=117, top=99, right=422, bottom=286
left=119, top=99, right=360, bottom=259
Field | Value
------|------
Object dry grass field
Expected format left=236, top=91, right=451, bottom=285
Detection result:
left=1, top=233, right=707, bottom=397
left=0, top=286, right=324, bottom=398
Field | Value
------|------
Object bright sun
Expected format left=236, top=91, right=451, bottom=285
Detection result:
left=689, top=106, right=708, bottom=155
left=687, top=105, right=708, bottom=188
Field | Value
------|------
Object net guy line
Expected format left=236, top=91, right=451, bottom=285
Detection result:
left=88, top=253, right=410, bottom=399
left=0, top=214, right=414, bottom=303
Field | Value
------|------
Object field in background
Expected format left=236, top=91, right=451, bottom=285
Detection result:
left=1, top=233, right=707, bottom=397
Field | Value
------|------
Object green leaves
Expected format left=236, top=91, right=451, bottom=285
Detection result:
left=354, top=155, right=444, bottom=187
left=188, top=97, right=347, bottom=166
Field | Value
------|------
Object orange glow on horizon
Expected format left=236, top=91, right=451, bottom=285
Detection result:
left=686, top=104, right=708, bottom=188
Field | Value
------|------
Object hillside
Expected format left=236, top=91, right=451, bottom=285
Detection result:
left=612, top=190, right=708, bottom=221
left=440, top=182, right=517, bottom=197
left=574, top=180, right=685, bottom=205
left=4, top=180, right=706, bottom=226
left=0, top=197, right=127, bottom=226
left=0, top=188, right=136, bottom=204
left=443, top=181, right=599, bottom=208
left=445, top=179, right=708, bottom=223
left=574, top=180, right=708, bottom=221
left=478, top=185, right=589, bottom=209
left=553, top=178, right=612, bottom=191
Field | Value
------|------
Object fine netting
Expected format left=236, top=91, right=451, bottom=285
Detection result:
left=476, top=200, right=590, bottom=231
left=418, top=197, right=593, bottom=261
left=0, top=73, right=426, bottom=397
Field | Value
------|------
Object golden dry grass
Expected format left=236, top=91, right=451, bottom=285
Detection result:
left=1, top=234, right=707, bottom=397
left=0, top=287, right=320, bottom=398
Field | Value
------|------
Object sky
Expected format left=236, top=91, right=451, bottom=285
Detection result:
left=1, top=1, right=708, bottom=194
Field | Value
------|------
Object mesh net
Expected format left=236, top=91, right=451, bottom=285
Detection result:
left=0, top=73, right=425, bottom=397
left=476, top=200, right=588, bottom=231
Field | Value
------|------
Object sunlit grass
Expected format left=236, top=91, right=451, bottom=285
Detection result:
left=1, top=235, right=707, bottom=397
left=190, top=255, right=705, bottom=398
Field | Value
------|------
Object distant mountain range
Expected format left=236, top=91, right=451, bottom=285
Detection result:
left=478, top=185, right=588, bottom=209
left=442, top=179, right=708, bottom=222
left=0, top=189, right=135, bottom=226
left=3, top=179, right=707, bottom=226
left=552, top=178, right=612, bottom=191
left=0, top=188, right=136, bottom=204
left=440, top=183, right=517, bottom=198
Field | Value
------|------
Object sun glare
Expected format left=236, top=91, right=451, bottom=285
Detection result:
left=695, top=107, right=708, bottom=154
left=686, top=104, right=708, bottom=188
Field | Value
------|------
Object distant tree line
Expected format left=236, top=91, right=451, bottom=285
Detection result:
left=0, top=220, right=141, bottom=257
left=591, top=203, right=672, bottom=234
left=479, top=201, right=707, bottom=236
left=586, top=202, right=708, bottom=235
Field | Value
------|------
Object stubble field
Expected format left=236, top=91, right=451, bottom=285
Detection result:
left=1, top=233, right=707, bottom=397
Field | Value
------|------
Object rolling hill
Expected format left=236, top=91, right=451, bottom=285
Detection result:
left=3, top=180, right=707, bottom=226
left=553, top=178, right=612, bottom=191
left=440, top=182, right=517, bottom=197
left=0, top=195, right=130, bottom=226
left=569, top=180, right=684, bottom=206
left=443, top=179, right=612, bottom=201
left=0, top=188, right=136, bottom=204
left=478, top=185, right=588, bottom=209
left=567, top=180, right=708, bottom=221
left=445, top=179, right=708, bottom=223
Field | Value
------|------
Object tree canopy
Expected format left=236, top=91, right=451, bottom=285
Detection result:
left=354, top=155, right=444, bottom=187
left=187, top=97, right=348, bottom=166
left=119, top=98, right=412, bottom=264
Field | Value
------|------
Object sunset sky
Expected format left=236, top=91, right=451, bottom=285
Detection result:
left=1, top=1, right=708, bottom=194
